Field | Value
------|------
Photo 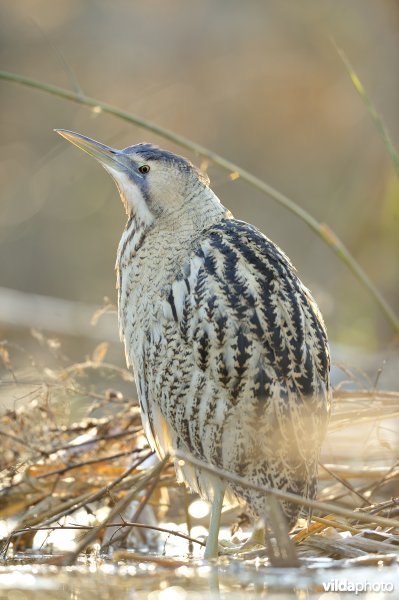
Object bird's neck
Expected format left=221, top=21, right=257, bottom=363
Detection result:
left=117, top=187, right=230, bottom=270
left=116, top=187, right=230, bottom=366
left=158, top=186, right=230, bottom=239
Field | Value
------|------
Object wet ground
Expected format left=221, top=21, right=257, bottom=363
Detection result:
left=0, top=553, right=398, bottom=599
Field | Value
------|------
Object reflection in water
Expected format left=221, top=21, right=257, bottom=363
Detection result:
left=0, top=557, right=398, bottom=599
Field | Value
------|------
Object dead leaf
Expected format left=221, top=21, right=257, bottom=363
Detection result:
left=92, top=342, right=109, bottom=364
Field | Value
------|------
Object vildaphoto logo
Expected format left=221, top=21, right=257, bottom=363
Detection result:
left=322, top=579, right=394, bottom=595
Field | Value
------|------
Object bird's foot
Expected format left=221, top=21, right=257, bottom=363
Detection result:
left=218, top=528, right=266, bottom=556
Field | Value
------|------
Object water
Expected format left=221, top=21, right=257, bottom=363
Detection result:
left=0, top=553, right=398, bottom=599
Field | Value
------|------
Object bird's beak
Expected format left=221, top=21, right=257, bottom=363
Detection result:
left=55, top=129, right=121, bottom=170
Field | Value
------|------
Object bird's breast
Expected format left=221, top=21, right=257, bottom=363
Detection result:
left=116, top=202, right=227, bottom=369
left=116, top=223, right=194, bottom=369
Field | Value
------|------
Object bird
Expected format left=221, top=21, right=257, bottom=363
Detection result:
left=56, top=129, right=331, bottom=561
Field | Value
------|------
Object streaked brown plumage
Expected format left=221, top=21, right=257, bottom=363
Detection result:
left=57, top=130, right=331, bottom=558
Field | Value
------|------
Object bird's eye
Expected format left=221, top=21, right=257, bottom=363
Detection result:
left=138, top=164, right=150, bottom=174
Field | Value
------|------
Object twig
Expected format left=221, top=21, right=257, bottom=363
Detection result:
left=101, top=459, right=163, bottom=550
left=174, top=451, right=399, bottom=531
left=308, top=516, right=360, bottom=535
left=6, top=521, right=205, bottom=548
left=333, top=390, right=399, bottom=400
left=110, top=551, right=190, bottom=567
left=34, top=448, right=141, bottom=479
left=10, top=451, right=153, bottom=534
left=54, top=359, right=134, bottom=382
left=0, top=70, right=398, bottom=333
left=318, top=464, right=396, bottom=480
left=0, top=429, right=49, bottom=457
left=368, top=498, right=399, bottom=518
left=49, top=427, right=141, bottom=453
left=62, top=455, right=169, bottom=564
left=41, top=451, right=154, bottom=524
left=365, top=463, right=399, bottom=499
left=335, top=45, right=399, bottom=178
left=320, top=463, right=370, bottom=505
left=1, top=458, right=152, bottom=557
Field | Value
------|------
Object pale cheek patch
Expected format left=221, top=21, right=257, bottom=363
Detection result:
left=105, top=167, right=154, bottom=225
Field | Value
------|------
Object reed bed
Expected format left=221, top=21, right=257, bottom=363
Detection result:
left=0, top=335, right=398, bottom=566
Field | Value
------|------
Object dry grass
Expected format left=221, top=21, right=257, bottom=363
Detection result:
left=0, top=335, right=399, bottom=566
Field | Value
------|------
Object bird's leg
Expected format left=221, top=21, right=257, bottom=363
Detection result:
left=265, top=496, right=300, bottom=567
left=204, top=484, right=225, bottom=559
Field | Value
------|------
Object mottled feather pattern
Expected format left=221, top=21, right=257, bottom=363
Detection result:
left=117, top=209, right=331, bottom=526
left=56, top=130, right=331, bottom=547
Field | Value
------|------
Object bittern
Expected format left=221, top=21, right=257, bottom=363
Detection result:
left=56, top=129, right=331, bottom=561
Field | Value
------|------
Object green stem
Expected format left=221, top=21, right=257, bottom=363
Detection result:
left=336, top=46, right=399, bottom=179
left=1, top=69, right=398, bottom=335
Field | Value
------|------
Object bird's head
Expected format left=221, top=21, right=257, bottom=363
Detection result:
left=55, top=130, right=212, bottom=225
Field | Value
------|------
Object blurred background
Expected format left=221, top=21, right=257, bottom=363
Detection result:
left=0, top=0, right=398, bottom=388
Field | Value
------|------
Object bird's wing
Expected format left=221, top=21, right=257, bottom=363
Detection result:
left=143, top=218, right=331, bottom=507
